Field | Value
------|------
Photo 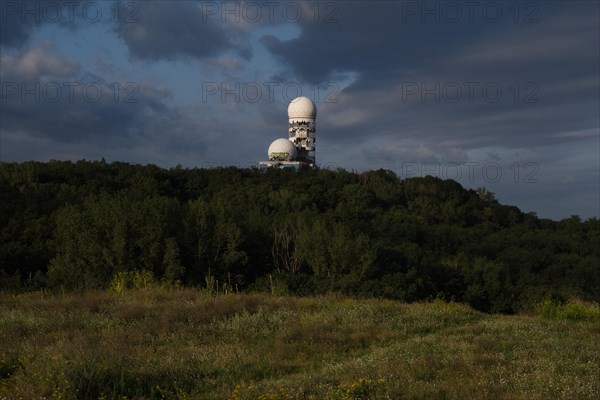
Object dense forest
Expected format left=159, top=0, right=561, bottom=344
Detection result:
left=1, top=160, right=598, bottom=313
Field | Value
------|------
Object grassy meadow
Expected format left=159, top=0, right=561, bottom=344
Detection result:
left=1, top=289, right=599, bottom=400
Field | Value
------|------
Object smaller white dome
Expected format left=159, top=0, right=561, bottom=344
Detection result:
left=288, top=96, right=317, bottom=119
left=268, top=138, right=297, bottom=161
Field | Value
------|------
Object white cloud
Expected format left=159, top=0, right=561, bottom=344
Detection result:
left=0, top=43, right=79, bottom=80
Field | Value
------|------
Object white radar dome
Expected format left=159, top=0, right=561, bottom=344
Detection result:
left=288, top=96, right=317, bottom=119
left=268, top=138, right=297, bottom=161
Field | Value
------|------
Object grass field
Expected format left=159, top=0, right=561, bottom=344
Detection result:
left=1, top=289, right=599, bottom=399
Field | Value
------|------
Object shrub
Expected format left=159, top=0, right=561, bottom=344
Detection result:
left=109, top=270, right=155, bottom=293
left=536, top=298, right=600, bottom=321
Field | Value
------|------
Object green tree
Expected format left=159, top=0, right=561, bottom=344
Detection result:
left=162, top=237, right=184, bottom=284
left=271, top=220, right=303, bottom=274
left=297, top=220, right=374, bottom=279
left=188, top=198, right=248, bottom=281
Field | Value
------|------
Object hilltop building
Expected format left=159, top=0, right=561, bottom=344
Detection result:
left=259, top=96, right=317, bottom=169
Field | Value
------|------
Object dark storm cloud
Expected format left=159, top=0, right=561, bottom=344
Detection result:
left=262, top=1, right=599, bottom=155
left=0, top=2, right=33, bottom=48
left=0, top=0, right=100, bottom=49
left=0, top=0, right=60, bottom=48
left=0, top=1, right=246, bottom=61
left=260, top=1, right=488, bottom=84
left=114, top=1, right=250, bottom=61
left=261, top=2, right=598, bottom=86
left=0, top=46, right=214, bottom=156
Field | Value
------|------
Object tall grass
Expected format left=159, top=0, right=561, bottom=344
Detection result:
left=1, top=289, right=598, bottom=399
left=535, top=298, right=600, bottom=321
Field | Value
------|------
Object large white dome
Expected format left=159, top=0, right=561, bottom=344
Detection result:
left=268, top=138, right=297, bottom=161
left=287, top=96, right=317, bottom=119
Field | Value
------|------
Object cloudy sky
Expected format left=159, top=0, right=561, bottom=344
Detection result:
left=1, top=0, right=598, bottom=220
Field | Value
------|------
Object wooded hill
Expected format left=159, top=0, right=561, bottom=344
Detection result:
left=1, top=160, right=598, bottom=313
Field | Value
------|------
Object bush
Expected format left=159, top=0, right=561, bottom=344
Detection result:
left=536, top=298, right=600, bottom=321
left=109, top=270, right=155, bottom=293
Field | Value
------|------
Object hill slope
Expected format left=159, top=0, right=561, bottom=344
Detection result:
left=1, top=161, right=599, bottom=312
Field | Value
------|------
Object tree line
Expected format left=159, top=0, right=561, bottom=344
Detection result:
left=1, top=160, right=598, bottom=313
